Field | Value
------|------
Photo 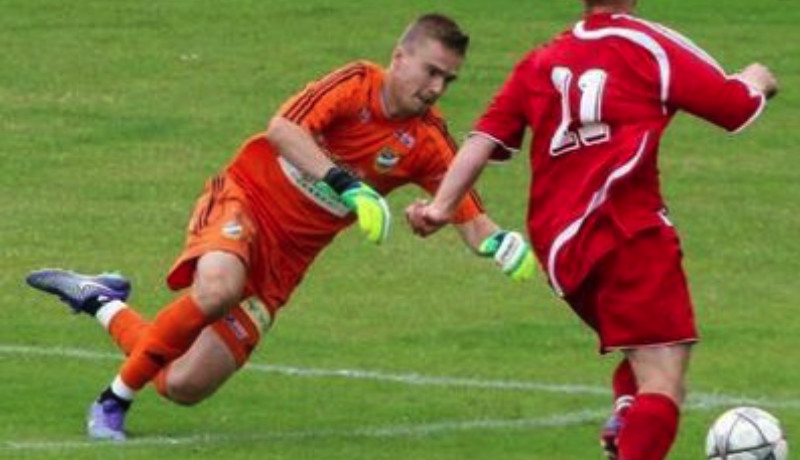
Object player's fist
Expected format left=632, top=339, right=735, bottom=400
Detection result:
left=737, top=63, right=778, bottom=99
left=478, top=231, right=535, bottom=282
left=405, top=200, right=450, bottom=237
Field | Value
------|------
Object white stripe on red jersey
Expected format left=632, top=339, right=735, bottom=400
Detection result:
left=573, top=21, right=671, bottom=114
left=547, top=132, right=651, bottom=296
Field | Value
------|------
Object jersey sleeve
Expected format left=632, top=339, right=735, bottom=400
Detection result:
left=414, top=113, right=485, bottom=224
left=278, top=63, right=368, bottom=133
left=473, top=58, right=530, bottom=162
left=661, top=31, right=765, bottom=132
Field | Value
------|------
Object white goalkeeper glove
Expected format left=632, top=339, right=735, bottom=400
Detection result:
left=478, top=231, right=535, bottom=282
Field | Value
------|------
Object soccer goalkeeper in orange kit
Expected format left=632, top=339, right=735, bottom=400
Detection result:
left=27, top=13, right=535, bottom=440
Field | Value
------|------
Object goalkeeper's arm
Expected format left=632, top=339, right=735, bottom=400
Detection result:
left=266, top=116, right=390, bottom=245
left=266, top=116, right=339, bottom=179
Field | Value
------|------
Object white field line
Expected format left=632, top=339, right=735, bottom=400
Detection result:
left=2, top=343, right=799, bottom=452
left=3, top=409, right=609, bottom=451
left=2, top=344, right=800, bottom=411
left=247, top=362, right=610, bottom=395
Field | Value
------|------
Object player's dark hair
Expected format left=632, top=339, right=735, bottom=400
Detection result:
left=400, top=13, right=469, bottom=56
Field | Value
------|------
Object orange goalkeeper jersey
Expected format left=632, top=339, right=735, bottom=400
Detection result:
left=226, top=60, right=484, bottom=258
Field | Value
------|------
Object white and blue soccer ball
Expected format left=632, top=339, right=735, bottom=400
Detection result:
left=706, top=407, right=788, bottom=460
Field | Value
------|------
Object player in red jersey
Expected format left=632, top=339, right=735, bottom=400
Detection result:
left=27, top=13, right=535, bottom=440
left=406, top=1, right=778, bottom=459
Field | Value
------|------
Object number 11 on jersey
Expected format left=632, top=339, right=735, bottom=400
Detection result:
left=550, top=67, right=610, bottom=156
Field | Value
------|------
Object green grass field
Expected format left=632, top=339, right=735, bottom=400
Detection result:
left=1, top=0, right=798, bottom=458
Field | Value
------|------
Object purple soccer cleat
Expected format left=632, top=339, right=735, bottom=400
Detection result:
left=26, top=269, right=130, bottom=315
left=600, top=395, right=634, bottom=460
left=87, top=399, right=128, bottom=441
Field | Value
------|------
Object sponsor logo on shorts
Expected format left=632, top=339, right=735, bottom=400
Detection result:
left=222, top=220, right=244, bottom=240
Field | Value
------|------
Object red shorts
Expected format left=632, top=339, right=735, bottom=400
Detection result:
left=564, top=226, right=698, bottom=353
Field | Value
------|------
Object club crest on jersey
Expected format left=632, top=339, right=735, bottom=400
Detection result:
left=222, top=220, right=244, bottom=240
left=375, top=147, right=400, bottom=172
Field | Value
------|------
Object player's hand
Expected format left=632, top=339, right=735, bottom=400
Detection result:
left=478, top=231, right=535, bottom=282
left=323, top=167, right=390, bottom=244
left=341, top=183, right=390, bottom=244
left=737, top=63, right=779, bottom=99
left=405, top=200, right=450, bottom=237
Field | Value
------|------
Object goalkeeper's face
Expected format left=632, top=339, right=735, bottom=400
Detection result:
left=387, top=37, right=463, bottom=118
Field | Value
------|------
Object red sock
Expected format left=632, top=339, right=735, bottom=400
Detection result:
left=613, top=359, right=638, bottom=400
left=119, top=295, right=209, bottom=391
left=108, top=307, right=150, bottom=356
left=617, top=393, right=680, bottom=460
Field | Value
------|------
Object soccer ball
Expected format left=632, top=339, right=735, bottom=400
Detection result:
left=706, top=407, right=788, bottom=460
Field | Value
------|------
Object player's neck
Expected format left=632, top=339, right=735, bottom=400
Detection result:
left=380, top=80, right=409, bottom=120
left=380, top=83, right=399, bottom=118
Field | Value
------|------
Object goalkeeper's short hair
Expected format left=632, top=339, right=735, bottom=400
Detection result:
left=399, top=13, right=470, bottom=57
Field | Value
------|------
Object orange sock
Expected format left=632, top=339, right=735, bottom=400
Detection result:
left=108, top=308, right=150, bottom=356
left=119, top=295, right=209, bottom=391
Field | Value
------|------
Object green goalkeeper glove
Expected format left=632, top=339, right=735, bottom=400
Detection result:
left=323, top=167, right=390, bottom=244
left=478, top=231, right=535, bottom=282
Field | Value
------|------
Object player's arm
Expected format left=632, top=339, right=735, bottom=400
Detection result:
left=406, top=134, right=496, bottom=235
left=452, top=213, right=499, bottom=250
left=266, top=116, right=389, bottom=244
left=265, top=116, right=336, bottom=180
left=268, top=62, right=367, bottom=179
left=406, top=134, right=534, bottom=281
left=663, top=34, right=778, bottom=132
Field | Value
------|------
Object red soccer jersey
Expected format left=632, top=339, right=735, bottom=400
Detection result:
left=227, top=61, right=484, bottom=259
left=474, top=13, right=765, bottom=296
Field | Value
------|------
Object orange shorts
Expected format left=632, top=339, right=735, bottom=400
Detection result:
left=564, top=225, right=699, bottom=353
left=167, top=175, right=259, bottom=292
left=167, top=174, right=314, bottom=364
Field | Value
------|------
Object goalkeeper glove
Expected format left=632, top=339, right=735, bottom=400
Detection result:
left=323, top=167, right=390, bottom=244
left=478, top=231, right=535, bottom=281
